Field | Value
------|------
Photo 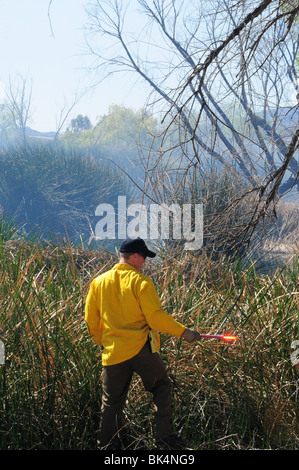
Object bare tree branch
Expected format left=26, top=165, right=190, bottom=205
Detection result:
left=4, top=74, right=33, bottom=147
left=48, top=0, right=55, bottom=37
left=85, top=0, right=299, bottom=253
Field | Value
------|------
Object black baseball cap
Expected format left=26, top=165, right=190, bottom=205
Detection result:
left=120, top=237, right=156, bottom=258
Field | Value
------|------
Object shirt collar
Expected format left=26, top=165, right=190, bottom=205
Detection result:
left=112, top=263, right=139, bottom=273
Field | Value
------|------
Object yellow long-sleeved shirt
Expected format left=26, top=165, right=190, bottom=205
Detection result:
left=84, top=263, right=186, bottom=365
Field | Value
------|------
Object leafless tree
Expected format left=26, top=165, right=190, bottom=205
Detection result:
left=84, top=0, right=298, bottom=253
left=54, top=96, right=80, bottom=140
left=4, top=74, right=33, bottom=147
left=0, top=104, right=11, bottom=146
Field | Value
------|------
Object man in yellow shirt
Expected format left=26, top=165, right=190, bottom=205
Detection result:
left=85, top=237, right=201, bottom=450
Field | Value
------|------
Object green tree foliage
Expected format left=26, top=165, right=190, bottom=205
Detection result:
left=69, top=114, right=92, bottom=134
left=61, top=105, right=158, bottom=170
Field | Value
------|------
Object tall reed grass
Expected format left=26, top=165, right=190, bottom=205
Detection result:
left=0, top=236, right=298, bottom=450
left=0, top=144, right=130, bottom=243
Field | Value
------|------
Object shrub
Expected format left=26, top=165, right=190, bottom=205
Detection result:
left=0, top=144, right=130, bottom=243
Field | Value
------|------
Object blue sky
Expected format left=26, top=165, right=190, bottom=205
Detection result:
left=0, top=0, right=149, bottom=131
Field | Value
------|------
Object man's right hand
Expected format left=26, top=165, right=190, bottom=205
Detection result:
left=182, top=328, right=201, bottom=343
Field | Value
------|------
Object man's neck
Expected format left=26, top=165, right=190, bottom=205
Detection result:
left=118, top=258, right=140, bottom=271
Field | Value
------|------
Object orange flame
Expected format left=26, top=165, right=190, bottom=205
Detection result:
left=222, top=335, right=238, bottom=341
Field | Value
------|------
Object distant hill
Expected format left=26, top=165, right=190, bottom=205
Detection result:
left=26, top=127, right=56, bottom=140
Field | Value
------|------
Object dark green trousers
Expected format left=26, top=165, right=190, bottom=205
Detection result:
left=98, top=340, right=175, bottom=447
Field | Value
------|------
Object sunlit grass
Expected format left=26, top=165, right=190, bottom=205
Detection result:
left=0, top=235, right=298, bottom=449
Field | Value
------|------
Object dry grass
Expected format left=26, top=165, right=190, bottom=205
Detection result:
left=0, top=239, right=298, bottom=450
